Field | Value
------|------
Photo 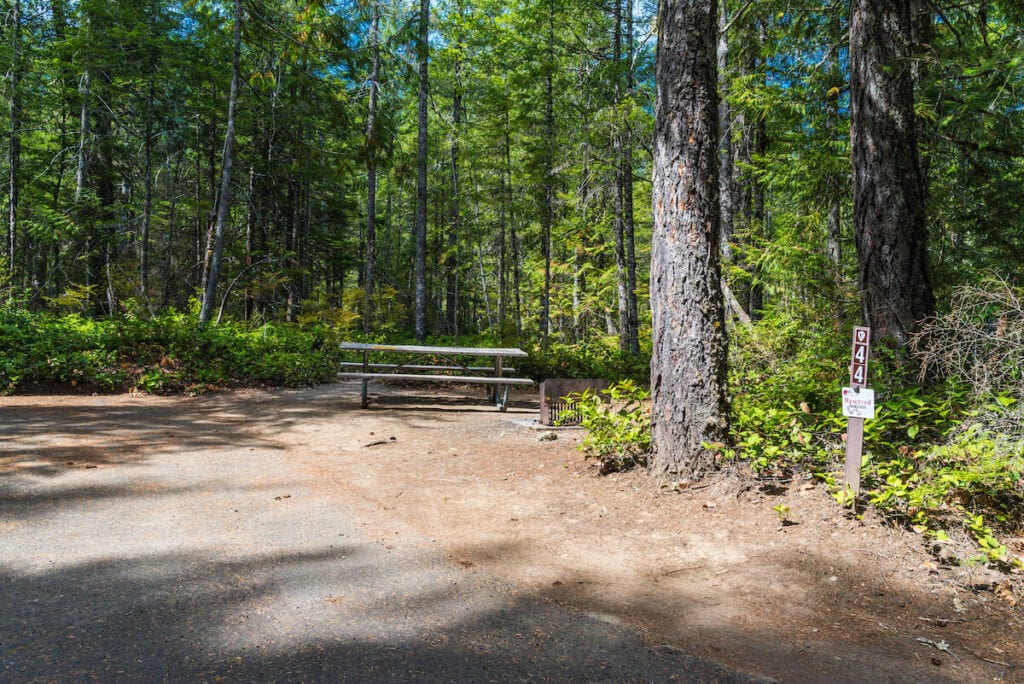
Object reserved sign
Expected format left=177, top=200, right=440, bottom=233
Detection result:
left=842, top=387, right=876, bottom=420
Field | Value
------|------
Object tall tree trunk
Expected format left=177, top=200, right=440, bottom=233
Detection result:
left=446, top=19, right=462, bottom=337
left=48, top=0, right=71, bottom=298
left=93, top=68, right=116, bottom=314
left=140, top=77, right=155, bottom=300
left=716, top=1, right=733, bottom=264
left=850, top=0, right=935, bottom=349
left=825, top=10, right=844, bottom=323
left=161, top=157, right=181, bottom=308
left=539, top=0, right=555, bottom=346
left=575, top=100, right=592, bottom=341
left=497, top=173, right=507, bottom=336
left=414, top=0, right=429, bottom=341
left=650, top=0, right=729, bottom=478
left=622, top=0, right=639, bottom=355
left=244, top=163, right=255, bottom=319
left=75, top=50, right=92, bottom=299
left=75, top=71, right=90, bottom=203
left=6, top=0, right=21, bottom=289
left=613, top=0, right=629, bottom=350
left=511, top=216, right=523, bottom=339
left=498, top=95, right=513, bottom=338
left=193, top=117, right=202, bottom=288
left=748, top=82, right=766, bottom=319
left=363, top=0, right=381, bottom=334
left=199, top=0, right=242, bottom=326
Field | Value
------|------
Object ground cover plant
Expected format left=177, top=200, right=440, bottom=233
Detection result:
left=719, top=287, right=1024, bottom=572
left=571, top=284, right=1024, bottom=575
left=0, top=307, right=343, bottom=395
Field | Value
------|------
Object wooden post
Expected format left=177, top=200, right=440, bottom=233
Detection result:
left=495, top=356, right=505, bottom=410
left=843, top=326, right=871, bottom=501
left=361, top=349, right=370, bottom=408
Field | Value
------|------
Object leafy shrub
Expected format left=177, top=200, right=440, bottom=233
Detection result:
left=0, top=308, right=343, bottom=394
left=521, top=339, right=649, bottom=383
left=723, top=306, right=1023, bottom=569
left=571, top=380, right=651, bottom=474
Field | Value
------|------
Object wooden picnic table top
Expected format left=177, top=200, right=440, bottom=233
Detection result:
left=340, top=342, right=529, bottom=358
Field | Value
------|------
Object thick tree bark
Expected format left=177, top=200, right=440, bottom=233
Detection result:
left=650, top=0, right=729, bottom=478
left=199, top=0, right=242, bottom=326
left=414, top=0, right=429, bottom=341
left=850, top=0, right=935, bottom=348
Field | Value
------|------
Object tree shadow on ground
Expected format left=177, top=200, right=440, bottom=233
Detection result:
left=0, top=383, right=486, bottom=478
left=459, top=536, right=1020, bottom=684
left=4, top=529, right=1008, bottom=683
left=0, top=545, right=763, bottom=683
left=5, top=387, right=1007, bottom=682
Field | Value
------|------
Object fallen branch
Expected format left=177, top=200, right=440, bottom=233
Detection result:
left=961, top=645, right=1012, bottom=669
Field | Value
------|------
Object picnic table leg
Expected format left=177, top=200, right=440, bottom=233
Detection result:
left=495, top=357, right=506, bottom=410
left=361, top=350, right=369, bottom=408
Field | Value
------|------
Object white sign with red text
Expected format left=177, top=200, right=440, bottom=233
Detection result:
left=842, top=387, right=875, bottom=420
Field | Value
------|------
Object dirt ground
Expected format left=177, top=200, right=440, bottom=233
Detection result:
left=4, top=380, right=1023, bottom=682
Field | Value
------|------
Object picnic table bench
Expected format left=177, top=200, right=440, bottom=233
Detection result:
left=338, top=342, right=533, bottom=411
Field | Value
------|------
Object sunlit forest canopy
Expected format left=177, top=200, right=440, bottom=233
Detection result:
left=0, top=1, right=1022, bottom=347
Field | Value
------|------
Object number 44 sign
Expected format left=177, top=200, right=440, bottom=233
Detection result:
left=843, top=325, right=875, bottom=419
left=850, top=326, right=870, bottom=388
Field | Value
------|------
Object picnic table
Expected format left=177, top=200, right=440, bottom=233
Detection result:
left=338, top=342, right=533, bottom=411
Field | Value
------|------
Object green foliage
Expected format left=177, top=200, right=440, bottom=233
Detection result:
left=521, top=338, right=649, bottom=383
left=0, top=309, right=342, bottom=395
left=723, top=310, right=1024, bottom=570
left=571, top=380, right=651, bottom=475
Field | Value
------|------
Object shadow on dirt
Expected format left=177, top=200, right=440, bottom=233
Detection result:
left=447, top=539, right=1011, bottom=684
left=0, top=545, right=762, bottom=683
left=3, top=530, right=1003, bottom=682
left=0, top=383, right=516, bottom=478
left=5, top=386, right=1010, bottom=682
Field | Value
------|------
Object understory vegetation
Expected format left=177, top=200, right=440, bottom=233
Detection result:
left=1, top=0, right=1023, bottom=582
left=576, top=280, right=1024, bottom=572
left=0, top=305, right=343, bottom=394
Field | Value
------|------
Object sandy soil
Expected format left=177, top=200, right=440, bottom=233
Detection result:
left=3, top=380, right=1022, bottom=682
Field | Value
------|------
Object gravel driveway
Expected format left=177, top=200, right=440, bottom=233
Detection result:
left=1, top=384, right=761, bottom=682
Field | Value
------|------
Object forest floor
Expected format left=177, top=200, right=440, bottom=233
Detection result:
left=2, top=380, right=1023, bottom=682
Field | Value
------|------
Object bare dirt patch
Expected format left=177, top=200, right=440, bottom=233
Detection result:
left=3, top=381, right=1022, bottom=682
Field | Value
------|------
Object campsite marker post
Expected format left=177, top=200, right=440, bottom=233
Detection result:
left=842, top=326, right=873, bottom=500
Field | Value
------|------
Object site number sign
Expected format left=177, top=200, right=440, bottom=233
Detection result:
left=844, top=326, right=872, bottom=500
left=849, top=326, right=870, bottom=389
